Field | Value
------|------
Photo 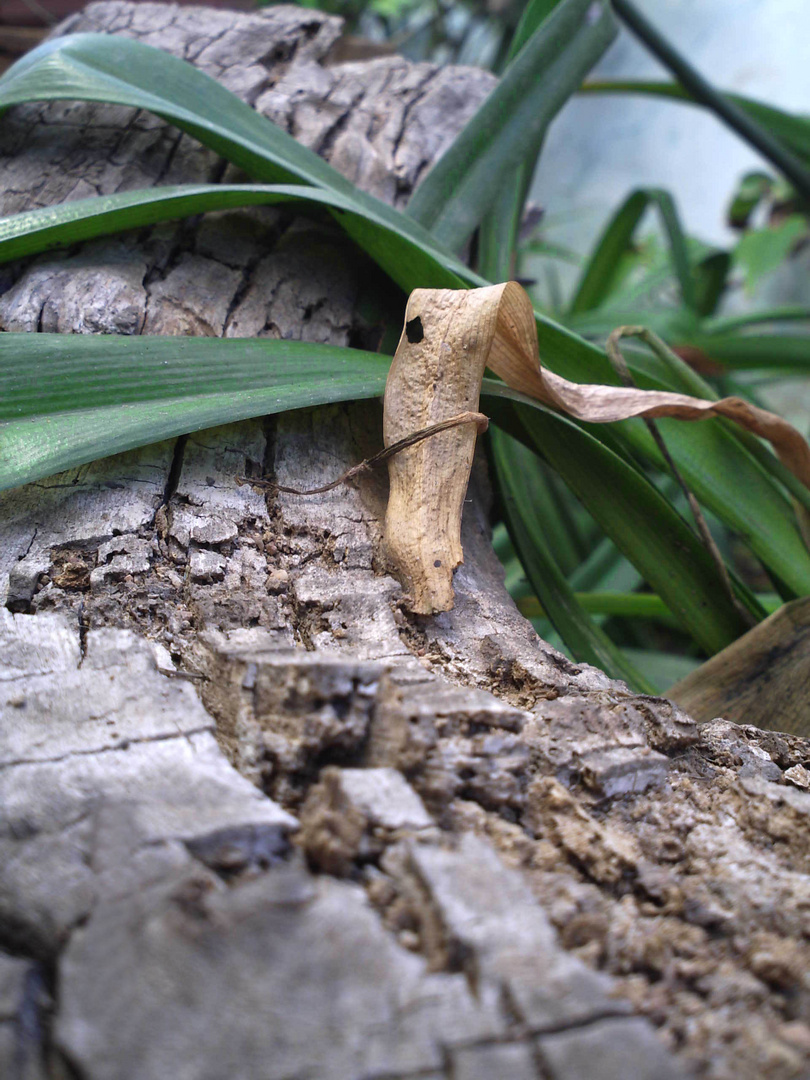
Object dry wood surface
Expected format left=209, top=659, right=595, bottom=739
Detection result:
left=1, top=5, right=809, bottom=1079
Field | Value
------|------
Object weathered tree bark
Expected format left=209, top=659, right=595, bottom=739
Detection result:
left=1, top=5, right=809, bottom=1079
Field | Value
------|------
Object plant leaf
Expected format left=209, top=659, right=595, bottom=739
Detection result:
left=497, top=396, right=758, bottom=654
left=0, top=34, right=478, bottom=294
left=476, top=0, right=565, bottom=281
left=733, top=215, right=808, bottom=293
left=703, top=306, right=810, bottom=334
left=569, top=188, right=695, bottom=314
left=406, top=0, right=617, bottom=251
left=685, top=332, right=810, bottom=374
left=0, top=334, right=388, bottom=491
left=580, top=80, right=810, bottom=164
left=2, top=37, right=809, bottom=598
left=490, top=426, right=656, bottom=691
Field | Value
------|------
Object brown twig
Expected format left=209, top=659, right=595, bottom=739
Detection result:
left=236, top=411, right=489, bottom=496
left=606, top=326, right=756, bottom=628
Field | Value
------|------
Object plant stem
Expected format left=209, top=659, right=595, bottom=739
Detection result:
left=611, top=0, right=810, bottom=205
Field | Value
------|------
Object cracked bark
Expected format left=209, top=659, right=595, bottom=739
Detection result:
left=1, top=5, right=809, bottom=1080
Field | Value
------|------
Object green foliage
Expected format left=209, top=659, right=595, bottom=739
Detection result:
left=733, top=215, right=809, bottom=293
left=1, top=2, right=809, bottom=687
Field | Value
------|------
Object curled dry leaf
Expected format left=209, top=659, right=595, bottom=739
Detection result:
left=383, top=290, right=494, bottom=613
left=383, top=281, right=810, bottom=615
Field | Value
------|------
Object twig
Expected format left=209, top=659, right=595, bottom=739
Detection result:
left=606, top=326, right=756, bottom=628
left=236, top=411, right=489, bottom=496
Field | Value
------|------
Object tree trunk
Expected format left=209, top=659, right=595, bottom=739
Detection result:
left=1, top=6, right=808, bottom=1079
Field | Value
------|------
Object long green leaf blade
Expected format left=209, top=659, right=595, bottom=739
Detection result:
left=610, top=0, right=810, bottom=201
left=490, top=426, right=656, bottom=691
left=569, top=187, right=695, bottom=314
left=686, top=333, right=810, bottom=373
left=2, top=35, right=809, bottom=599
left=406, top=0, right=617, bottom=251
left=0, top=34, right=477, bottom=294
left=0, top=34, right=354, bottom=196
left=490, top=394, right=761, bottom=653
left=580, top=80, right=810, bottom=164
left=0, top=334, right=388, bottom=491
left=476, top=0, right=562, bottom=280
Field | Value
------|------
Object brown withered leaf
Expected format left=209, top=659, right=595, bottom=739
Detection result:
left=668, top=597, right=810, bottom=736
left=383, top=282, right=810, bottom=616
left=383, top=289, right=496, bottom=613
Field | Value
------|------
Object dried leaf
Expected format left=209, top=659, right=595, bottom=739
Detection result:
left=668, top=597, right=810, bottom=736
left=383, top=290, right=494, bottom=613
left=383, top=282, right=810, bottom=614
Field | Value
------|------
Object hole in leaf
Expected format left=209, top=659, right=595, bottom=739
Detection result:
left=405, top=316, right=424, bottom=344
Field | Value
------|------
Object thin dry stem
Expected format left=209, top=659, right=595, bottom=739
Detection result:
left=236, top=411, right=488, bottom=496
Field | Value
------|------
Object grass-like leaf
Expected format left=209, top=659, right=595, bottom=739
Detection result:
left=0, top=334, right=389, bottom=491
left=406, top=0, right=617, bottom=251
left=580, top=80, right=810, bottom=165
left=685, top=333, right=810, bottom=374
left=0, top=34, right=479, bottom=296
left=491, top=397, right=761, bottom=654
left=490, top=426, right=657, bottom=691
left=2, top=31, right=809, bottom=605
left=569, top=188, right=695, bottom=314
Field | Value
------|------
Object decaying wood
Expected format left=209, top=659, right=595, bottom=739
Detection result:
left=1, top=7, right=809, bottom=1080
left=240, top=410, right=487, bottom=496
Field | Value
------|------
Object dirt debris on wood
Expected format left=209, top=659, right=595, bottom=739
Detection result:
left=1, top=4, right=809, bottom=1080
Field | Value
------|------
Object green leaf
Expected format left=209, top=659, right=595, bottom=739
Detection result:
left=579, top=80, right=810, bottom=165
left=568, top=536, right=642, bottom=595
left=0, top=334, right=388, bottom=491
left=505, top=0, right=563, bottom=62
left=610, top=0, right=810, bottom=202
left=489, top=395, right=761, bottom=654
left=703, top=306, right=810, bottom=334
left=0, top=34, right=478, bottom=295
left=522, top=590, right=780, bottom=623
left=685, top=332, right=810, bottom=374
left=0, top=34, right=352, bottom=193
left=534, top=327, right=810, bottom=598
left=406, top=0, right=617, bottom=251
left=620, top=648, right=701, bottom=692
left=727, top=171, right=774, bottom=229
left=569, top=187, right=695, bottom=314
left=476, top=0, right=567, bottom=281
left=490, top=426, right=656, bottom=691
left=733, top=215, right=808, bottom=292
left=0, top=180, right=480, bottom=302
left=692, top=251, right=731, bottom=318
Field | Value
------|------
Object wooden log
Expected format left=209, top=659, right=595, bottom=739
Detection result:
left=0, top=6, right=808, bottom=1079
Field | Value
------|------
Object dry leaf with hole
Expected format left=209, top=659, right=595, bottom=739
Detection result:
left=383, top=282, right=810, bottom=615
left=383, top=289, right=492, bottom=614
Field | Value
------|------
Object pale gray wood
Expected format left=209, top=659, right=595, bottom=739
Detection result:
left=1, top=6, right=808, bottom=1080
